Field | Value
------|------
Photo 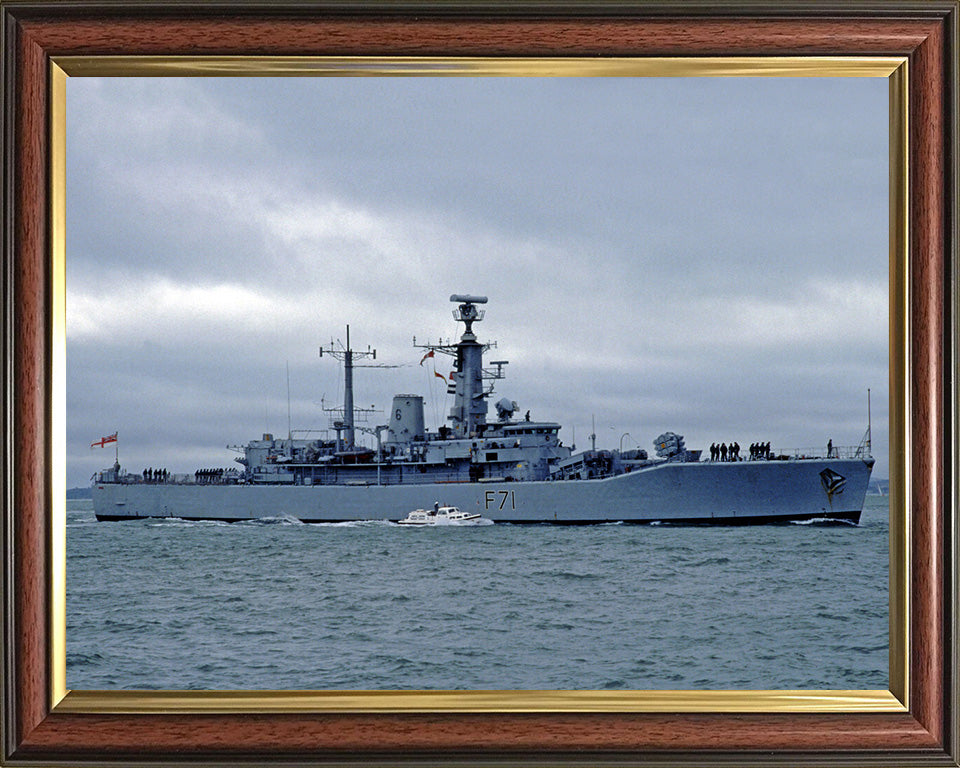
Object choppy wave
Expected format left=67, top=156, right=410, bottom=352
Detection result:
left=66, top=651, right=104, bottom=668
left=66, top=495, right=889, bottom=691
left=690, top=556, right=732, bottom=567
left=531, top=569, right=600, bottom=580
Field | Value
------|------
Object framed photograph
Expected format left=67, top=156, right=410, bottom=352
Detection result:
left=2, top=2, right=956, bottom=766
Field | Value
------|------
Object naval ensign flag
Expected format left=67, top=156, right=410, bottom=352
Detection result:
left=90, top=432, right=117, bottom=449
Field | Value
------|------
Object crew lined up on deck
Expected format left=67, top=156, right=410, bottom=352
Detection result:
left=709, top=441, right=771, bottom=461
left=196, top=468, right=226, bottom=484
left=141, top=467, right=231, bottom=483
left=750, top=442, right=772, bottom=460
left=709, top=442, right=738, bottom=461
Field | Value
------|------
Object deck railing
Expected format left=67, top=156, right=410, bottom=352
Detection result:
left=787, top=445, right=870, bottom=460
left=701, top=444, right=869, bottom=462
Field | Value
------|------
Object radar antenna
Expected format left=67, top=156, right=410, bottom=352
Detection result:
left=450, top=294, right=487, bottom=339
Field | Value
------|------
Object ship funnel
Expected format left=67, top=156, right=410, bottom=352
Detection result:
left=386, top=394, right=425, bottom=445
left=450, top=294, right=487, bottom=304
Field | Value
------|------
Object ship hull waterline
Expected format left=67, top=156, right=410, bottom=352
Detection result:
left=92, top=457, right=874, bottom=525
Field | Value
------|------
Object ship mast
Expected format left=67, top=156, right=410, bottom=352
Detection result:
left=452, top=295, right=487, bottom=437
left=319, top=325, right=376, bottom=449
left=413, top=294, right=506, bottom=438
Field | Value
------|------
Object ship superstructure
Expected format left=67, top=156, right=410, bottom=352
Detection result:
left=224, top=295, right=570, bottom=488
left=92, top=294, right=875, bottom=524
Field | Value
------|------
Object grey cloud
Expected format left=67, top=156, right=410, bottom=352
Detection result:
left=67, top=75, right=889, bottom=487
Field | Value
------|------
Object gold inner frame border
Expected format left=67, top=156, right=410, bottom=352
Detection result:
left=48, top=55, right=909, bottom=715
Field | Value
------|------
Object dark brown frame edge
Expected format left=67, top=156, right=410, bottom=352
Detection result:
left=1, top=2, right=956, bottom=766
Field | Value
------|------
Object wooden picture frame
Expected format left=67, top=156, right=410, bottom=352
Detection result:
left=2, top=2, right=956, bottom=765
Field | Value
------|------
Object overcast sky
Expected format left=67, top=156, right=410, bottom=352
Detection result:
left=66, top=75, right=889, bottom=488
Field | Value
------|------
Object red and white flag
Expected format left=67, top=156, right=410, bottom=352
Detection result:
left=419, top=350, right=435, bottom=366
left=433, top=370, right=448, bottom=382
left=91, top=432, right=117, bottom=449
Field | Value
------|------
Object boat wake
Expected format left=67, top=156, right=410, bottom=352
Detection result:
left=147, top=518, right=230, bottom=528
left=238, top=515, right=305, bottom=526
left=308, top=520, right=396, bottom=528
left=790, top=517, right=859, bottom=527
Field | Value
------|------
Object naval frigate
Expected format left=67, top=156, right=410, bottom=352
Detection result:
left=92, top=294, right=875, bottom=524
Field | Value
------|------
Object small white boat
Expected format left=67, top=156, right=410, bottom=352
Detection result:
left=398, top=504, right=484, bottom=526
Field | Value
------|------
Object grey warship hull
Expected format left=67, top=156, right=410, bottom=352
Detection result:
left=92, top=455, right=873, bottom=524
left=91, top=293, right=874, bottom=525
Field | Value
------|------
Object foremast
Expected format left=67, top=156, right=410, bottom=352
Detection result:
left=415, top=294, right=506, bottom=438
left=319, top=325, right=376, bottom=450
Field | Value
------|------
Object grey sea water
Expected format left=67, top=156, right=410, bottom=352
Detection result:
left=66, top=495, right=888, bottom=691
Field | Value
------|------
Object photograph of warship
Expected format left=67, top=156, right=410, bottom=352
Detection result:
left=92, top=294, right=875, bottom=524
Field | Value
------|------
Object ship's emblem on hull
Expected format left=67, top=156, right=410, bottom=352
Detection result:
left=820, top=468, right=846, bottom=498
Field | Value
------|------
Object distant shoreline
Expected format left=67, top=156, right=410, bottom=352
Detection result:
left=867, top=479, right=889, bottom=495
